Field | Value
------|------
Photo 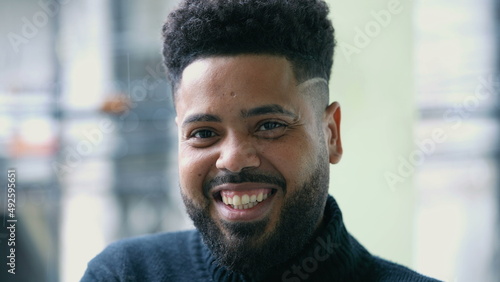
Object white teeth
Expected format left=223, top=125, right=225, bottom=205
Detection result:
left=233, top=195, right=241, bottom=206
left=221, top=192, right=272, bottom=209
left=257, top=193, right=263, bottom=202
left=242, top=194, right=250, bottom=205
left=231, top=203, right=256, bottom=210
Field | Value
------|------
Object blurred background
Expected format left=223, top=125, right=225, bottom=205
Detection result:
left=0, top=0, right=498, bottom=281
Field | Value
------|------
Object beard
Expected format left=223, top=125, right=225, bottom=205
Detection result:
left=181, top=151, right=330, bottom=277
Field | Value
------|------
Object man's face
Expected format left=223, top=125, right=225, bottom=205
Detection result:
left=175, top=55, right=341, bottom=273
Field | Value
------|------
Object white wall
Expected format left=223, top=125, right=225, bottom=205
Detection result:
left=327, top=0, right=416, bottom=268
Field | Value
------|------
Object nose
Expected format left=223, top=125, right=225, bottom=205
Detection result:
left=215, top=133, right=261, bottom=173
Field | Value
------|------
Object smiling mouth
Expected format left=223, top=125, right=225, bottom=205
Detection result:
left=214, top=189, right=276, bottom=210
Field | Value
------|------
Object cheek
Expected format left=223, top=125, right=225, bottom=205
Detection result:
left=178, top=147, right=216, bottom=201
left=263, top=135, right=318, bottom=188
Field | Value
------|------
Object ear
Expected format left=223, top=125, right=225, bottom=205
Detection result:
left=324, top=102, right=343, bottom=164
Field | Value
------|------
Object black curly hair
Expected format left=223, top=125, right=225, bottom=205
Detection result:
left=162, top=0, right=335, bottom=94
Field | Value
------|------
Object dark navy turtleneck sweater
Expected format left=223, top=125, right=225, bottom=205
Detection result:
left=81, top=196, right=440, bottom=282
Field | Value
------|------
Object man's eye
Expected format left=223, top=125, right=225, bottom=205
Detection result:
left=191, top=129, right=216, bottom=139
left=258, top=121, right=286, bottom=131
left=255, top=121, right=288, bottom=139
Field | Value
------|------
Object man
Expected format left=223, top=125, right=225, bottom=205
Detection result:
left=82, top=0, right=439, bottom=281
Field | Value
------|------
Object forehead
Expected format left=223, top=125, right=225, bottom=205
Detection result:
left=175, top=55, right=301, bottom=116
left=178, top=55, right=296, bottom=96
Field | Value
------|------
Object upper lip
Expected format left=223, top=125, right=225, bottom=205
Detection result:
left=211, top=183, right=280, bottom=197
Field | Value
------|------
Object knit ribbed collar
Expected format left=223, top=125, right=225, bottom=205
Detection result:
left=201, top=195, right=374, bottom=282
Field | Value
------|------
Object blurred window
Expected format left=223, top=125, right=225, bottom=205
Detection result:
left=414, top=0, right=499, bottom=280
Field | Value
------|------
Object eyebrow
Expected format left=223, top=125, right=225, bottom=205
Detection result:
left=182, top=104, right=297, bottom=127
left=241, top=104, right=297, bottom=119
left=182, top=114, right=221, bottom=127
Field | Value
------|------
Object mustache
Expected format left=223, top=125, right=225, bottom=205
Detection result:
left=203, top=170, right=286, bottom=197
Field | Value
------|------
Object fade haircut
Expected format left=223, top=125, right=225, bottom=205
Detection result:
left=162, top=0, right=336, bottom=96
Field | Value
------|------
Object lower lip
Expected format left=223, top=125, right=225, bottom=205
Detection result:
left=215, top=194, right=275, bottom=221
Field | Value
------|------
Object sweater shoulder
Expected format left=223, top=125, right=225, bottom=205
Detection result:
left=81, top=230, right=209, bottom=282
left=370, top=256, right=442, bottom=282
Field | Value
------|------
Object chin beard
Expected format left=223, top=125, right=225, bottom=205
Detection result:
left=181, top=154, right=329, bottom=277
